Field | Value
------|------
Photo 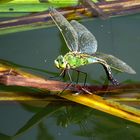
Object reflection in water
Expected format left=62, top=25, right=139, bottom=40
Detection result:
left=37, top=122, right=54, bottom=140
left=0, top=99, right=140, bottom=140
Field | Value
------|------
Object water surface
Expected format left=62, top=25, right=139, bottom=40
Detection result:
left=0, top=13, right=140, bottom=140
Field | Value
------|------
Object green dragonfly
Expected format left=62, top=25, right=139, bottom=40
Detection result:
left=49, top=8, right=136, bottom=85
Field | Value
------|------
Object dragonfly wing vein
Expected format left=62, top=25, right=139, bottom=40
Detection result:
left=70, top=20, right=97, bottom=54
left=49, top=8, right=78, bottom=51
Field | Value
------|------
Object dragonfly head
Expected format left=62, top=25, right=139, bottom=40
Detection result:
left=54, top=55, right=68, bottom=69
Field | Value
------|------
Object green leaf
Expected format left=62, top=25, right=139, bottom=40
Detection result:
left=14, top=103, right=63, bottom=137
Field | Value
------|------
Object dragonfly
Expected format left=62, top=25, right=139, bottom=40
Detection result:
left=49, top=8, right=136, bottom=86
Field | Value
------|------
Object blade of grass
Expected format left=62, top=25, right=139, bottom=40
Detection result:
left=14, top=103, right=63, bottom=138
left=59, top=90, right=140, bottom=124
left=0, top=6, right=91, bottom=35
left=0, top=59, right=140, bottom=124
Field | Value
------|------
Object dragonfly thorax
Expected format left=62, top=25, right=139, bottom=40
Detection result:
left=63, top=52, right=92, bottom=69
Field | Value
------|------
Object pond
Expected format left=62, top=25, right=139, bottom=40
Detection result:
left=0, top=13, right=140, bottom=140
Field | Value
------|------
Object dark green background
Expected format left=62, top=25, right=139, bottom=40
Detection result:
left=0, top=13, right=140, bottom=140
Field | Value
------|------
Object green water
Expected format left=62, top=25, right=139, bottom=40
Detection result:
left=0, top=13, right=140, bottom=140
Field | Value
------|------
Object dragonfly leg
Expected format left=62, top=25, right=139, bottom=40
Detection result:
left=58, top=70, right=76, bottom=94
left=52, top=69, right=73, bottom=83
left=76, top=70, right=87, bottom=86
left=56, top=69, right=88, bottom=94
left=49, top=69, right=66, bottom=80
left=71, top=69, right=87, bottom=86
left=58, top=81, right=73, bottom=94
left=76, top=70, right=80, bottom=84
left=58, top=69, right=88, bottom=94
left=67, top=69, right=73, bottom=82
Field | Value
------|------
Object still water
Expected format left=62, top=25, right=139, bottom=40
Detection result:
left=0, top=13, right=140, bottom=140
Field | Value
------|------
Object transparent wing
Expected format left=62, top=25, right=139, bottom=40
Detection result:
left=49, top=8, right=78, bottom=51
left=70, top=20, right=97, bottom=54
left=94, top=52, right=136, bottom=74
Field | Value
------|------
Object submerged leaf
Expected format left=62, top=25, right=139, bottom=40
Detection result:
left=0, top=133, right=12, bottom=140
left=14, top=103, right=63, bottom=137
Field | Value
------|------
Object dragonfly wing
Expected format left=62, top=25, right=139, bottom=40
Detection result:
left=70, top=20, right=97, bottom=54
left=94, top=52, right=136, bottom=74
left=49, top=8, right=78, bottom=51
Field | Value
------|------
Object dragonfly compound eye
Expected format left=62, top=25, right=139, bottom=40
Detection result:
left=54, top=55, right=67, bottom=69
